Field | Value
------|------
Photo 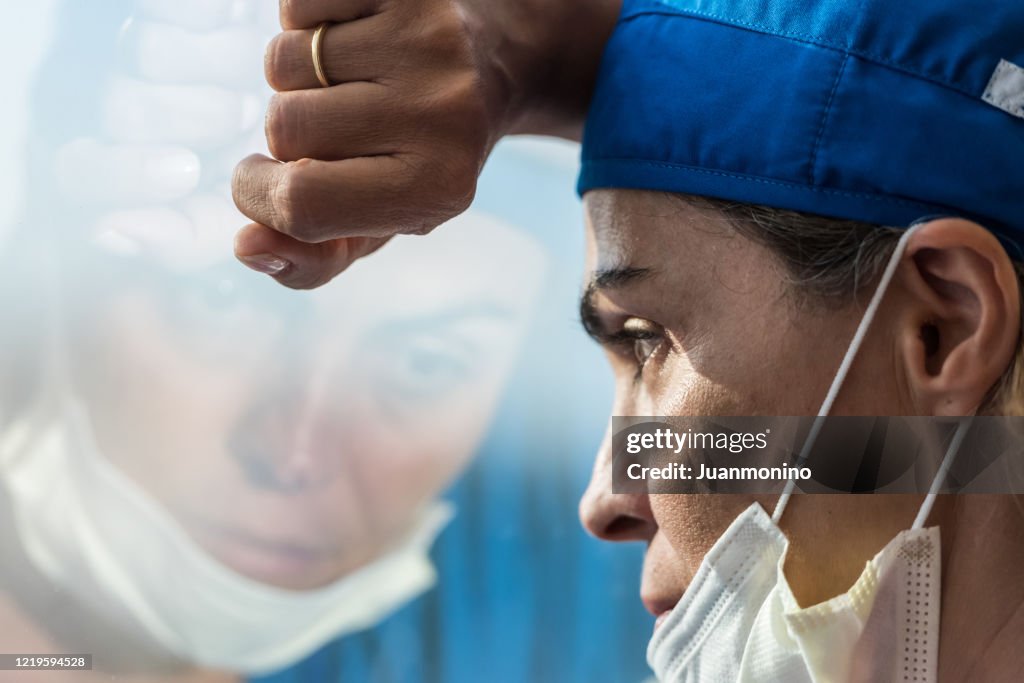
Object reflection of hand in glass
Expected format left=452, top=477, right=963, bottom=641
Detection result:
left=54, top=0, right=272, bottom=269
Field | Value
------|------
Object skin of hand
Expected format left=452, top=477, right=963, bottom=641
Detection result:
left=231, top=0, right=621, bottom=289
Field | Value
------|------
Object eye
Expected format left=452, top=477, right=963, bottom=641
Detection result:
left=161, top=275, right=286, bottom=362
left=177, top=277, right=255, bottom=327
left=632, top=335, right=660, bottom=366
left=621, top=317, right=663, bottom=370
left=365, top=332, right=479, bottom=410
left=389, top=335, right=473, bottom=398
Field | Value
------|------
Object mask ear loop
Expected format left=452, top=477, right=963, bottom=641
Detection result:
left=772, top=224, right=924, bottom=523
left=912, top=416, right=973, bottom=529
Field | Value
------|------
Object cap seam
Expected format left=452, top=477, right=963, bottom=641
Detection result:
left=809, top=52, right=849, bottom=187
left=620, top=4, right=981, bottom=100
left=580, top=157, right=942, bottom=210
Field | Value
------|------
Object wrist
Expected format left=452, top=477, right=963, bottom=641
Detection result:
left=463, top=0, right=622, bottom=141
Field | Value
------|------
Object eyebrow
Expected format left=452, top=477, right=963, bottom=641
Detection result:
left=579, top=266, right=654, bottom=344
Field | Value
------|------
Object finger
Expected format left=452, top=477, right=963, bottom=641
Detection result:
left=92, top=207, right=192, bottom=256
left=233, top=153, right=470, bottom=242
left=91, top=194, right=241, bottom=271
left=103, top=77, right=262, bottom=148
left=265, top=20, right=381, bottom=91
left=279, top=0, right=381, bottom=30
left=266, top=84, right=407, bottom=161
left=56, top=138, right=200, bottom=205
left=234, top=222, right=390, bottom=289
left=121, top=19, right=267, bottom=88
left=136, top=0, right=237, bottom=32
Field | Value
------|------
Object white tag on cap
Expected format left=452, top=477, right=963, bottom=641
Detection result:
left=982, top=59, right=1024, bottom=120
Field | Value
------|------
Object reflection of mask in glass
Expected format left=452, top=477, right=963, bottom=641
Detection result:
left=648, top=225, right=967, bottom=683
left=0, top=398, right=452, bottom=675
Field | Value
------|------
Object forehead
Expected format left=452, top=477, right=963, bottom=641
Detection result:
left=581, top=189, right=790, bottom=311
left=584, top=189, right=735, bottom=271
left=325, top=212, right=546, bottom=319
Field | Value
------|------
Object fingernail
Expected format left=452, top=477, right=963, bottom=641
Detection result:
left=240, top=253, right=290, bottom=276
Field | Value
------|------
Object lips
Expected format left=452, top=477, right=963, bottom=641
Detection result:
left=642, top=594, right=682, bottom=632
left=182, top=513, right=343, bottom=589
left=640, top=533, right=692, bottom=633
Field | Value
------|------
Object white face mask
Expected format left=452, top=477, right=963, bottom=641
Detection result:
left=0, top=398, right=452, bottom=675
left=647, top=224, right=968, bottom=683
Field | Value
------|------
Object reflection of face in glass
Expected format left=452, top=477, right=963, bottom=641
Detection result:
left=65, top=213, right=545, bottom=590
left=3, top=0, right=550, bottom=673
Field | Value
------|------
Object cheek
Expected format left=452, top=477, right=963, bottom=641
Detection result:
left=632, top=350, right=754, bottom=417
left=650, top=493, right=774, bottom=573
left=71, top=297, right=275, bottom=490
left=641, top=319, right=843, bottom=418
left=315, top=365, right=507, bottom=539
left=360, top=381, right=500, bottom=486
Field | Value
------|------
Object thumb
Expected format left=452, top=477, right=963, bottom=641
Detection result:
left=234, top=222, right=391, bottom=289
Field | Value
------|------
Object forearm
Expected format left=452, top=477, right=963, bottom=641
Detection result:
left=463, top=0, right=623, bottom=141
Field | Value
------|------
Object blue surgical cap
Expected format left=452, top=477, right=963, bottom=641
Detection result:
left=578, top=0, right=1024, bottom=253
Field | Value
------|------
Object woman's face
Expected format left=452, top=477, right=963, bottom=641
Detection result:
left=34, top=0, right=551, bottom=598
left=578, top=189, right=926, bottom=622
left=67, top=213, right=545, bottom=590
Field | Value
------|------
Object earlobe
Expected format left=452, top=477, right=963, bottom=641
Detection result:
left=898, top=219, right=1021, bottom=416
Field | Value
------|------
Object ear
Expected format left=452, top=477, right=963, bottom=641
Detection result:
left=896, top=218, right=1021, bottom=415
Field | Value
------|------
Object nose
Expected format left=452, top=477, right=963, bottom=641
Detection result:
left=579, top=426, right=657, bottom=542
left=230, top=348, right=353, bottom=493
left=230, top=398, right=352, bottom=493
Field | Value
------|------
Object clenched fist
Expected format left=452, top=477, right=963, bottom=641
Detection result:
left=232, top=0, right=620, bottom=289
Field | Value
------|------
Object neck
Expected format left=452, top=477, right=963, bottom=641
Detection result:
left=935, top=495, right=1024, bottom=681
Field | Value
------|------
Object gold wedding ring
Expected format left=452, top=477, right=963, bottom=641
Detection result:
left=312, top=22, right=332, bottom=88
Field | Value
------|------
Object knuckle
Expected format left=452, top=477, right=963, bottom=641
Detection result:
left=426, top=72, right=490, bottom=145
left=274, top=160, right=321, bottom=241
left=272, top=163, right=303, bottom=232
left=264, top=94, right=297, bottom=161
left=425, top=161, right=476, bottom=214
left=278, top=0, right=303, bottom=29
left=450, top=72, right=489, bottom=126
left=446, top=166, right=477, bottom=213
left=451, top=174, right=477, bottom=212
left=431, top=150, right=480, bottom=212
left=263, top=34, right=291, bottom=90
left=414, top=7, right=473, bottom=64
left=402, top=166, right=473, bottom=230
